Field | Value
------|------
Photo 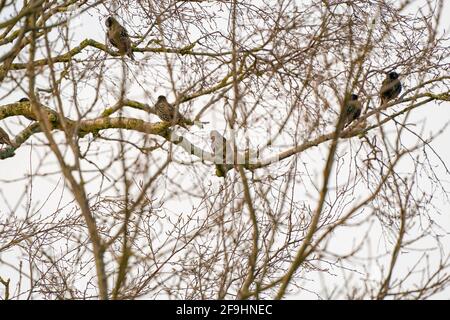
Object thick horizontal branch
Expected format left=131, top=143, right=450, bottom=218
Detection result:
left=0, top=93, right=443, bottom=171
left=0, top=102, right=244, bottom=173
left=79, top=117, right=169, bottom=136
left=0, top=101, right=169, bottom=159
left=0, top=101, right=57, bottom=120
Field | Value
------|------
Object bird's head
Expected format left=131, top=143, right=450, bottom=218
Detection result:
left=105, top=16, right=116, bottom=28
left=350, top=94, right=358, bottom=101
left=388, top=71, right=399, bottom=80
left=157, top=95, right=167, bottom=102
left=19, top=97, right=30, bottom=102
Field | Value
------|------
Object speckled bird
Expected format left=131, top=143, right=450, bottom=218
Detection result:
left=344, top=94, right=362, bottom=127
left=0, top=127, right=12, bottom=147
left=17, top=97, right=36, bottom=121
left=210, top=130, right=234, bottom=177
left=380, top=71, right=402, bottom=105
left=154, top=96, right=189, bottom=128
left=105, top=16, right=135, bottom=60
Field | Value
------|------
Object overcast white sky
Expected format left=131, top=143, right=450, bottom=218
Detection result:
left=0, top=0, right=449, bottom=299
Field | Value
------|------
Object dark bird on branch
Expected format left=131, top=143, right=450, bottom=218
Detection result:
left=105, top=16, right=135, bottom=60
left=344, top=94, right=362, bottom=128
left=154, top=96, right=189, bottom=129
left=380, top=71, right=402, bottom=105
left=0, top=127, right=13, bottom=147
left=17, top=97, right=36, bottom=121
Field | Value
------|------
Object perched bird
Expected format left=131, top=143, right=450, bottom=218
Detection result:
left=105, top=16, right=135, bottom=60
left=380, top=71, right=402, bottom=105
left=17, top=97, right=36, bottom=121
left=154, top=96, right=189, bottom=128
left=344, top=94, right=362, bottom=128
left=210, top=130, right=234, bottom=177
left=0, top=127, right=13, bottom=147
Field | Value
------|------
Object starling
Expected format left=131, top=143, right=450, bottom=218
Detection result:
left=17, top=97, right=36, bottom=121
left=154, top=96, right=189, bottom=128
left=380, top=71, right=402, bottom=105
left=344, top=94, right=362, bottom=127
left=210, top=130, right=234, bottom=177
left=105, top=16, right=135, bottom=60
left=0, top=127, right=12, bottom=147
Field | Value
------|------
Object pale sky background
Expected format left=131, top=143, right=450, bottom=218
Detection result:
left=0, top=0, right=449, bottom=299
